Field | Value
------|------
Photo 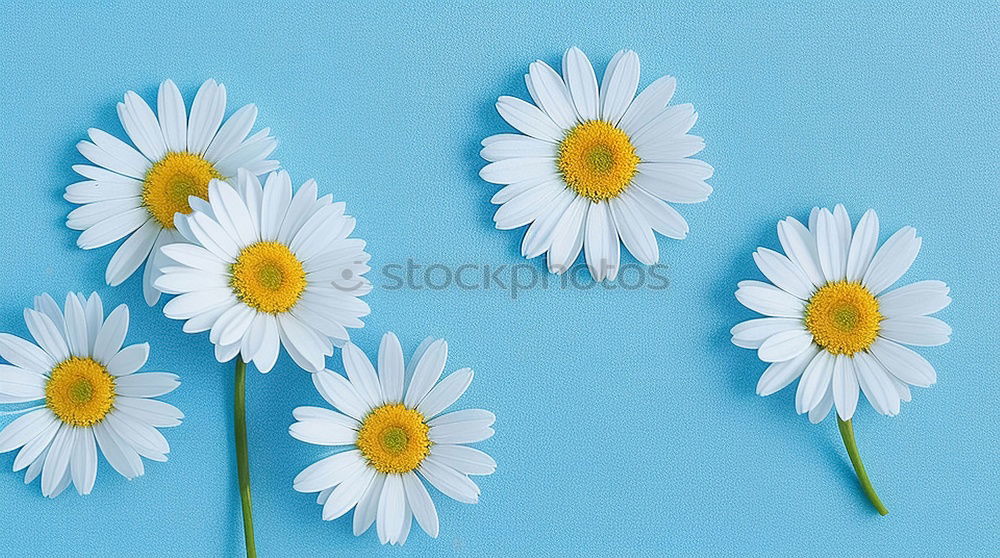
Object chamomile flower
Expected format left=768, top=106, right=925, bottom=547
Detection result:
left=731, top=205, right=952, bottom=515
left=732, top=205, right=951, bottom=422
left=155, top=170, right=371, bottom=373
left=480, top=47, right=712, bottom=281
left=0, top=293, right=182, bottom=497
left=66, top=79, right=279, bottom=306
left=291, top=333, right=496, bottom=545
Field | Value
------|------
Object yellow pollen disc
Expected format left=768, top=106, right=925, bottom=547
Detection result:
left=356, top=404, right=431, bottom=474
left=142, top=152, right=223, bottom=228
left=230, top=241, right=307, bottom=314
left=804, top=281, right=883, bottom=355
left=45, top=357, right=116, bottom=427
left=556, top=120, right=640, bottom=201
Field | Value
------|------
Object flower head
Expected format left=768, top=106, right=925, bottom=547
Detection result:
left=155, top=170, right=371, bottom=373
left=66, top=79, right=279, bottom=306
left=291, top=333, right=496, bottom=545
left=481, top=47, right=712, bottom=281
left=0, top=293, right=183, bottom=497
left=732, top=205, right=952, bottom=422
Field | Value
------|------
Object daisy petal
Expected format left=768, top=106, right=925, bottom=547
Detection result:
left=480, top=136, right=556, bottom=162
left=618, top=75, right=677, bottom=136
left=0, top=408, right=55, bottom=452
left=879, top=316, right=951, bottom=346
left=402, top=471, right=439, bottom=538
left=77, top=209, right=150, bottom=250
left=93, top=304, right=129, bottom=365
left=584, top=201, right=620, bottom=281
left=757, top=328, right=812, bottom=363
left=735, top=280, right=806, bottom=318
left=731, top=317, right=802, bottom=349
left=119, top=91, right=167, bottom=162
left=418, top=458, right=479, bottom=504
left=114, top=372, right=180, bottom=397
left=0, top=333, right=54, bottom=372
left=862, top=227, right=921, bottom=294
left=24, top=309, right=70, bottom=363
left=808, top=385, right=835, bottom=424
left=832, top=355, right=860, bottom=420
left=496, top=96, right=562, bottom=143
left=290, top=419, right=357, bottom=446
left=752, top=247, right=813, bottom=300
left=815, top=208, right=848, bottom=282
left=795, top=350, right=834, bottom=414
left=106, top=219, right=160, bottom=287
left=354, top=473, right=386, bottom=536
left=404, top=339, right=448, bottom=408
left=430, top=444, right=497, bottom=476
left=293, top=449, right=364, bottom=493
left=756, top=344, right=820, bottom=396
left=417, top=368, right=474, bottom=418
left=609, top=196, right=658, bottom=265
left=480, top=158, right=557, bottom=185
left=187, top=79, right=226, bottom=154
left=527, top=59, right=577, bottom=129
left=854, top=351, right=900, bottom=416
left=313, top=369, right=369, bottom=421
left=157, top=79, right=187, bottom=152
left=621, top=188, right=688, bottom=239
left=562, top=47, right=599, bottom=121
left=869, top=337, right=937, bottom=387
left=546, top=196, right=588, bottom=273
left=599, top=50, right=639, bottom=123
left=377, top=473, right=407, bottom=543
left=777, top=217, right=824, bottom=288
left=69, top=428, right=98, bottom=495
left=845, top=209, right=879, bottom=282
left=877, top=280, right=951, bottom=318
left=343, top=342, right=382, bottom=408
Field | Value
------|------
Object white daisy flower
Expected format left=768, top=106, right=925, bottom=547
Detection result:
left=291, top=333, right=496, bottom=545
left=480, top=47, right=712, bottom=281
left=732, top=204, right=952, bottom=423
left=154, top=170, right=371, bottom=373
left=0, top=293, right=183, bottom=497
left=65, top=79, right=279, bottom=306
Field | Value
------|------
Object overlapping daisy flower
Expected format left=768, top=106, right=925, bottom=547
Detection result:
left=291, top=333, right=496, bottom=545
left=65, top=79, right=278, bottom=306
left=480, top=47, right=712, bottom=281
left=155, top=170, right=371, bottom=373
left=0, top=293, right=183, bottom=497
left=732, top=205, right=952, bottom=422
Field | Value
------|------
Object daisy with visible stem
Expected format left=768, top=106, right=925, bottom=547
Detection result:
left=0, top=293, right=182, bottom=497
left=65, top=79, right=278, bottom=306
left=731, top=205, right=952, bottom=515
left=291, top=333, right=496, bottom=545
left=155, top=170, right=371, bottom=556
left=480, top=47, right=712, bottom=281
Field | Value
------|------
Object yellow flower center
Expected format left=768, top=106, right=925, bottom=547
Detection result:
left=45, top=357, right=116, bottom=427
left=230, top=241, right=307, bottom=314
left=804, top=281, right=883, bottom=355
left=142, top=152, right=223, bottom=228
left=356, top=404, right=431, bottom=474
left=556, top=120, right=640, bottom=201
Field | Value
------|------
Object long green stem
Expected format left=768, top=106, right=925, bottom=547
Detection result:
left=234, top=357, right=257, bottom=557
left=837, top=417, right=888, bottom=516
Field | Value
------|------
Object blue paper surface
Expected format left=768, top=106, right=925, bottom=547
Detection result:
left=0, top=1, right=997, bottom=555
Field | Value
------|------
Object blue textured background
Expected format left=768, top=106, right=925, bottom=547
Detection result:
left=1, top=1, right=998, bottom=556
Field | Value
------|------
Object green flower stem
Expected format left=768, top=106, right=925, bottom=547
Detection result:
left=837, top=417, right=889, bottom=516
left=234, top=357, right=257, bottom=557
